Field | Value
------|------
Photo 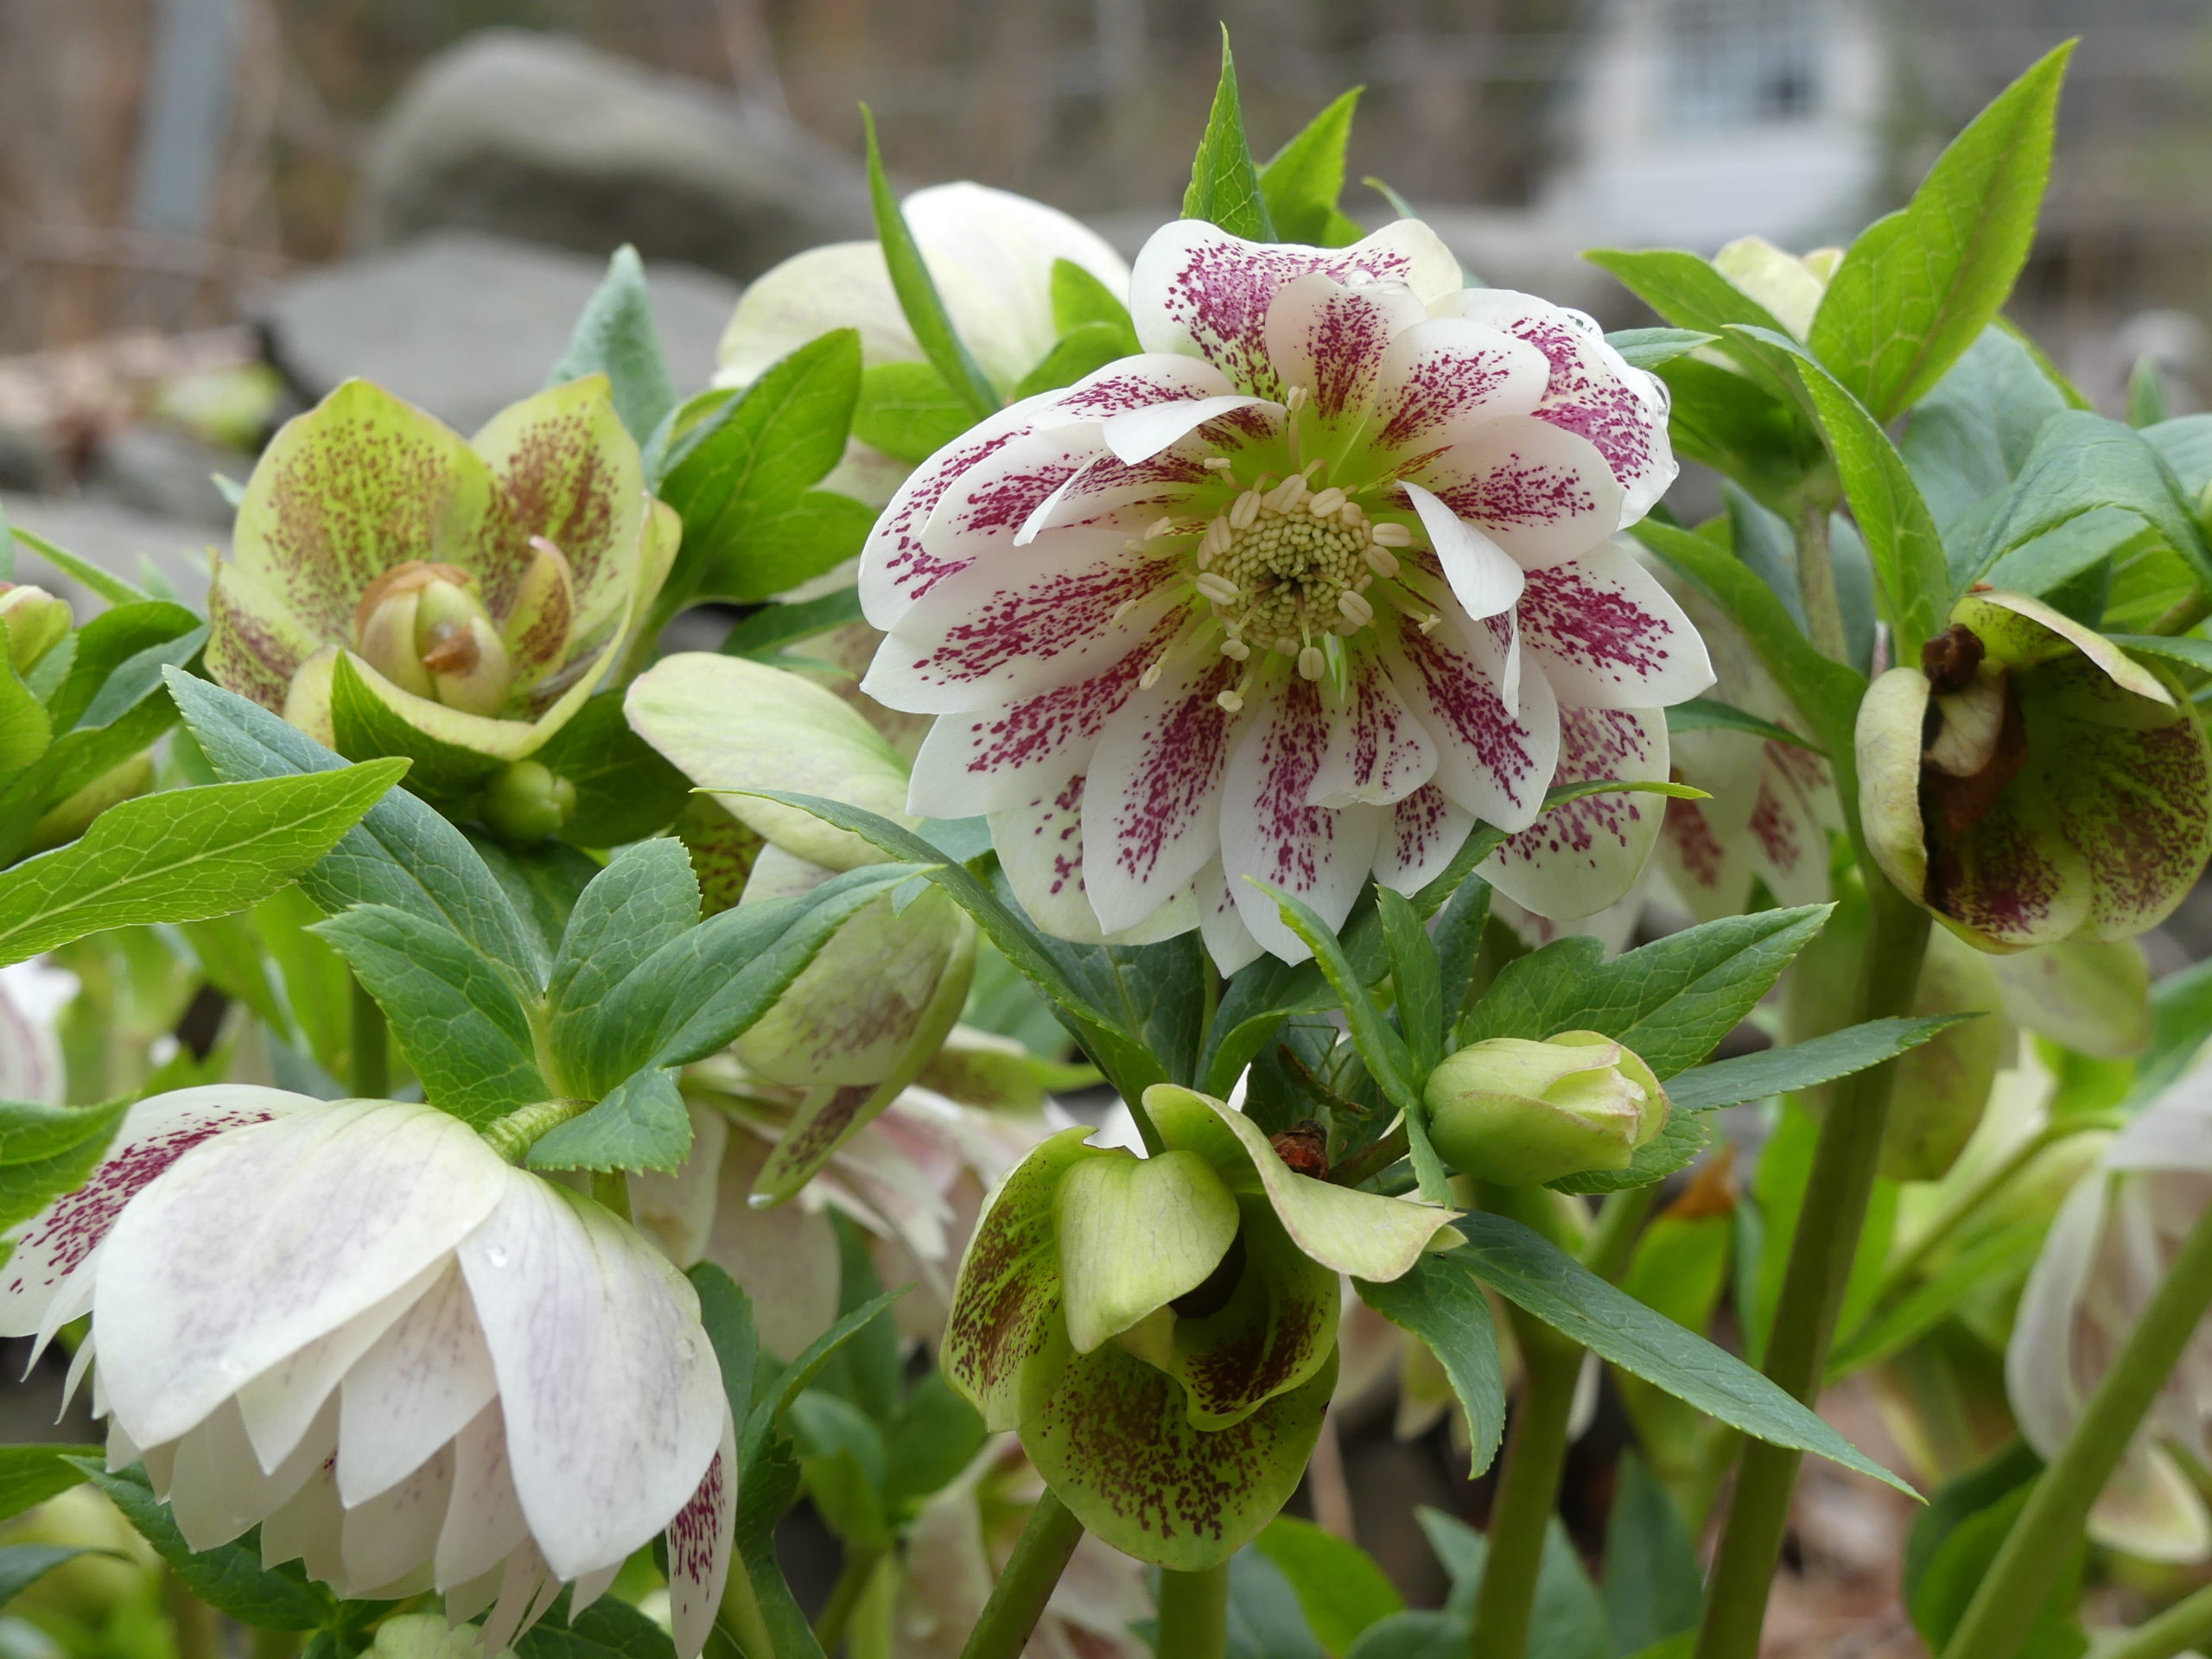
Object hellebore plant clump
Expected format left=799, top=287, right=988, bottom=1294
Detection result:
left=11, top=32, right=2212, bottom=1659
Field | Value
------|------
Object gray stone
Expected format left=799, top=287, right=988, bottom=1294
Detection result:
left=261, top=231, right=742, bottom=435
left=79, top=423, right=244, bottom=531
left=3, top=491, right=216, bottom=612
left=357, top=29, right=871, bottom=282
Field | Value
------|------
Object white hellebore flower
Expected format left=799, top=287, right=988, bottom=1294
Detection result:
left=0, top=1089, right=734, bottom=1656
left=2009, top=1064, right=2212, bottom=1562
left=715, top=182, right=1133, bottom=506
left=0, top=960, right=70, bottom=1105
left=856, top=218, right=1711, bottom=969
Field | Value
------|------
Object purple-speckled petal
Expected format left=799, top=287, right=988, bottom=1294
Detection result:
left=1308, top=656, right=1438, bottom=809
left=1412, top=414, right=1624, bottom=569
left=1373, top=783, right=1478, bottom=896
left=1516, top=540, right=1714, bottom=709
left=664, top=1409, right=735, bottom=1659
left=1382, top=613, right=1559, bottom=833
left=1129, top=219, right=1461, bottom=396
left=1261, top=273, right=1428, bottom=421
left=1370, top=316, right=1551, bottom=457
left=1484, top=707, right=1669, bottom=919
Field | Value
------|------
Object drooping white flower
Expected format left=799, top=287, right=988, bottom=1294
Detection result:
left=855, top=219, right=1710, bottom=968
left=0, top=1089, right=732, bottom=1656
left=715, top=182, right=1133, bottom=507
left=2008, top=1065, right=2212, bottom=1562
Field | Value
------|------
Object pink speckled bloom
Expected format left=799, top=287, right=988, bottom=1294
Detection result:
left=856, top=219, right=1712, bottom=967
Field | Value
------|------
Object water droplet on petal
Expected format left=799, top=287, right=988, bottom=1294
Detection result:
left=484, top=1245, right=511, bottom=1268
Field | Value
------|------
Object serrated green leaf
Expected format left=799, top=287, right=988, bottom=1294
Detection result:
left=1664, top=1015, right=1968, bottom=1112
left=1549, top=1108, right=1710, bottom=1196
left=1604, top=1454, right=1703, bottom=1656
left=1580, top=250, right=1799, bottom=403
left=528, top=690, right=690, bottom=848
left=1607, top=327, right=1718, bottom=371
left=1258, top=88, right=1363, bottom=245
left=850, top=360, right=972, bottom=464
left=1969, top=410, right=2212, bottom=595
left=1445, top=1216, right=1915, bottom=1493
left=1808, top=43, right=2073, bottom=420
left=719, top=588, right=866, bottom=662
left=546, top=245, right=678, bottom=444
left=1182, top=30, right=1274, bottom=241
left=863, top=111, right=998, bottom=422
left=658, top=329, right=868, bottom=605
left=167, top=671, right=542, bottom=986
left=1651, top=356, right=1823, bottom=514
left=526, top=1065, right=689, bottom=1173
left=70, top=1460, right=333, bottom=1630
left=1049, top=258, right=1137, bottom=337
left=1377, top=885, right=1445, bottom=1076
left=7, top=529, right=149, bottom=607
left=311, top=903, right=545, bottom=1126
left=0, top=656, right=48, bottom=776
left=516, top=1597, right=677, bottom=1659
left=547, top=839, right=698, bottom=1031
left=1254, top=1516, right=1403, bottom=1654
left=1011, top=321, right=1140, bottom=401
left=0, top=761, right=406, bottom=967
left=1354, top=1251, right=1506, bottom=1474
left=1457, top=905, right=1832, bottom=1079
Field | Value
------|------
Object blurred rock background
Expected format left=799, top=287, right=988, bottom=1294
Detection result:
left=5, top=0, right=2212, bottom=1642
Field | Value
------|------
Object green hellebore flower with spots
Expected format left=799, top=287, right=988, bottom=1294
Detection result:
left=1859, top=589, right=2212, bottom=952
left=625, top=652, right=976, bottom=1204
left=941, top=1083, right=1454, bottom=1569
left=206, top=377, right=678, bottom=786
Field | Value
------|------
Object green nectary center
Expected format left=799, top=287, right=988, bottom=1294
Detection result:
left=1186, top=471, right=1414, bottom=677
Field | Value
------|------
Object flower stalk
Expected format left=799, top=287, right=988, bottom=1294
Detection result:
left=957, top=1491, right=1085, bottom=1659
left=2097, top=1581, right=2212, bottom=1659
left=1944, top=1198, right=2212, bottom=1659
left=349, top=976, right=387, bottom=1099
left=1694, top=878, right=1932, bottom=1659
left=1155, top=1564, right=1231, bottom=1659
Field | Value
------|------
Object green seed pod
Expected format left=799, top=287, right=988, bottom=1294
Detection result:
left=1426, top=1029, right=1669, bottom=1185
left=479, top=759, right=575, bottom=843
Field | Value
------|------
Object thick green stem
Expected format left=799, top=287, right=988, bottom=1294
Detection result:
left=480, top=1096, right=595, bottom=1163
left=1467, top=1320, right=1582, bottom=1659
left=1794, top=500, right=1850, bottom=663
left=1878, top=1117, right=2113, bottom=1298
left=1328, top=1124, right=1408, bottom=1189
left=1156, top=1564, right=1230, bottom=1659
left=2146, top=588, right=2212, bottom=639
left=958, top=1491, right=1085, bottom=1659
left=717, top=1556, right=779, bottom=1659
left=349, top=977, right=387, bottom=1098
left=1694, top=880, right=1931, bottom=1659
left=2098, top=1582, right=2212, bottom=1659
left=1943, top=1198, right=2212, bottom=1659
left=815, top=1545, right=886, bottom=1655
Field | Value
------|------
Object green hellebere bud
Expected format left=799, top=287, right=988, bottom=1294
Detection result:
left=1425, top=1030, right=1669, bottom=1186
left=1713, top=235, right=1842, bottom=340
left=1859, top=589, right=2212, bottom=951
left=0, top=582, right=71, bottom=674
left=479, top=759, right=577, bottom=842
left=943, top=1083, right=1455, bottom=1570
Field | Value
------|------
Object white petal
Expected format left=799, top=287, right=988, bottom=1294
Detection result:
left=1262, top=272, right=1428, bottom=420
left=2007, top=1173, right=2107, bottom=1457
left=236, top=1258, right=444, bottom=1474
left=1400, top=481, right=1524, bottom=622
left=919, top=425, right=1115, bottom=554
left=341, top=1443, right=454, bottom=1597
left=0, top=969, right=64, bottom=1106
left=0, top=1085, right=313, bottom=1345
left=1016, top=435, right=1250, bottom=546
left=665, top=1410, right=738, bottom=1659
left=94, top=1100, right=509, bottom=1449
left=569, top=1561, right=622, bottom=1618
left=1483, top=708, right=1670, bottom=920
left=1080, top=639, right=1246, bottom=933
left=1101, top=395, right=1271, bottom=465
left=862, top=529, right=1181, bottom=713
left=1043, top=354, right=1237, bottom=422
left=338, top=1262, right=500, bottom=1507
left=1219, top=679, right=1384, bottom=962
left=1373, top=784, right=1478, bottom=895
left=1383, top=614, right=1560, bottom=832
left=715, top=243, right=916, bottom=386
left=479, top=1543, right=561, bottom=1658
left=1411, top=415, right=1624, bottom=569
left=168, top=1395, right=334, bottom=1553
left=1129, top=219, right=1462, bottom=393
left=456, top=1179, right=723, bottom=1580
left=260, top=1454, right=345, bottom=1585
left=1370, top=316, right=1551, bottom=458
left=2090, top=1446, right=2212, bottom=1565
left=905, top=607, right=1185, bottom=819
left=1198, top=866, right=1268, bottom=977
left=629, top=1103, right=730, bottom=1270
left=435, top=1402, right=531, bottom=1592
left=1516, top=541, right=1715, bottom=709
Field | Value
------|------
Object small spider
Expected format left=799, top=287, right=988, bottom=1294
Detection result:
left=1270, top=1120, right=1330, bottom=1179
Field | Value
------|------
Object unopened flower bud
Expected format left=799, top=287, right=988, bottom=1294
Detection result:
left=0, top=583, right=71, bottom=674
left=480, top=760, right=575, bottom=842
left=1715, top=235, right=1841, bottom=339
left=1425, top=1030, right=1669, bottom=1186
left=351, top=562, right=514, bottom=716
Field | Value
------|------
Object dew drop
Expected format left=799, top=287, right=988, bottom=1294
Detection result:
left=484, top=1245, right=512, bottom=1268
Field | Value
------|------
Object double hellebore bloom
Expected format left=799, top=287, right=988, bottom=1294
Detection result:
left=855, top=219, right=1711, bottom=968
left=207, top=378, right=677, bottom=823
left=1425, top=1031, right=1669, bottom=1185
left=1859, top=590, right=2212, bottom=950
left=943, top=1084, right=1453, bottom=1567
left=0, top=1088, right=733, bottom=1656
left=626, top=652, right=976, bottom=1202
left=2010, top=1062, right=2212, bottom=1561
